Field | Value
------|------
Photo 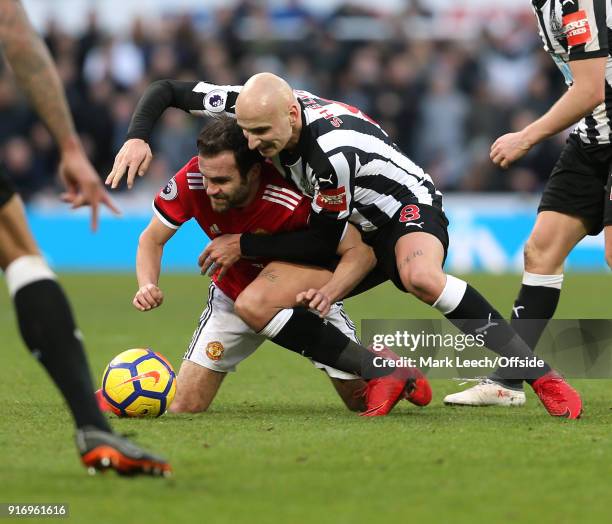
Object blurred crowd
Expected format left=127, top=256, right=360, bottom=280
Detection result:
left=1, top=0, right=568, bottom=204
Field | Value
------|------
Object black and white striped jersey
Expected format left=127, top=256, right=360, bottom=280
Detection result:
left=532, top=0, right=612, bottom=144
left=181, top=82, right=442, bottom=233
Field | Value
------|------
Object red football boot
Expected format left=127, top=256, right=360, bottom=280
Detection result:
left=531, top=372, right=582, bottom=419
left=403, top=367, right=432, bottom=407
left=360, top=368, right=413, bottom=417
left=369, top=346, right=432, bottom=407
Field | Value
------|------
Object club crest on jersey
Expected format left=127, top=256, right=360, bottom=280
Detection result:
left=316, top=186, right=347, bottom=212
left=563, top=10, right=591, bottom=47
left=204, top=89, right=227, bottom=113
left=160, top=178, right=178, bottom=201
left=206, top=341, right=224, bottom=361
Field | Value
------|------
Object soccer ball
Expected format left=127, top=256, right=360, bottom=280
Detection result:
left=101, top=348, right=176, bottom=417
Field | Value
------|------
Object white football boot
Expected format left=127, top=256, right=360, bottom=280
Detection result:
left=443, top=379, right=526, bottom=407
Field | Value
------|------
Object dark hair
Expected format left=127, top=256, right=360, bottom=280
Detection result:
left=196, top=117, right=262, bottom=179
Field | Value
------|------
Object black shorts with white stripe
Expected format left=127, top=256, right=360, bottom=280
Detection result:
left=0, top=167, right=16, bottom=209
left=539, top=134, right=612, bottom=236
left=352, top=203, right=449, bottom=294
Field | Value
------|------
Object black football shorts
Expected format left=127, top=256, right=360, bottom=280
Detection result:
left=352, top=202, right=450, bottom=294
left=539, top=134, right=612, bottom=235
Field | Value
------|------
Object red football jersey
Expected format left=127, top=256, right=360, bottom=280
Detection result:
left=153, top=156, right=310, bottom=300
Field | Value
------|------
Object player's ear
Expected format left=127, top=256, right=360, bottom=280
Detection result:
left=247, top=162, right=262, bottom=181
left=288, top=102, right=299, bottom=126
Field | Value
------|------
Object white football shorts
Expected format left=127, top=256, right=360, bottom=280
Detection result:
left=183, top=283, right=360, bottom=380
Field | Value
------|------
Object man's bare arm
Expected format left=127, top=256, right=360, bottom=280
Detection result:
left=0, top=0, right=76, bottom=149
left=297, top=225, right=376, bottom=316
left=0, top=0, right=119, bottom=229
left=134, top=217, right=176, bottom=311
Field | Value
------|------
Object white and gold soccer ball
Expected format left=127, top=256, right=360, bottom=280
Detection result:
left=101, top=348, right=176, bottom=417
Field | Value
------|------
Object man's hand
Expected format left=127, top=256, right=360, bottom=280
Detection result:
left=296, top=288, right=334, bottom=318
left=59, top=145, right=121, bottom=232
left=490, top=131, right=532, bottom=169
left=106, top=138, right=153, bottom=189
left=133, top=284, right=164, bottom=311
left=198, top=234, right=242, bottom=281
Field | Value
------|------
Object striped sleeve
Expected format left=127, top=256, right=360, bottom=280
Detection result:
left=563, top=0, right=608, bottom=60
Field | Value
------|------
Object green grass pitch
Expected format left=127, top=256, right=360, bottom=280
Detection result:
left=1, top=273, right=611, bottom=524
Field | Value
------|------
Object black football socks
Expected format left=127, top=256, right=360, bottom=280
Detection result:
left=7, top=258, right=111, bottom=432
left=494, top=273, right=563, bottom=389
left=260, top=307, right=392, bottom=379
left=433, top=275, right=551, bottom=384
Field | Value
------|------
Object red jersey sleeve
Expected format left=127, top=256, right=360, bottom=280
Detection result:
left=278, top=195, right=312, bottom=233
left=153, top=157, right=200, bottom=228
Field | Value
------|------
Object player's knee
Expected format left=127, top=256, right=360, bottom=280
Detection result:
left=523, top=238, right=543, bottom=272
left=401, top=267, right=445, bottom=304
left=523, top=236, right=562, bottom=273
left=234, top=288, right=267, bottom=328
left=169, top=395, right=210, bottom=413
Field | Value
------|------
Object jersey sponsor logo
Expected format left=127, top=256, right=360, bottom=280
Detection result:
left=204, top=89, right=227, bottom=113
left=160, top=178, right=178, bottom=201
left=315, top=186, right=347, bottom=212
left=563, top=10, right=591, bottom=47
left=206, top=341, right=224, bottom=361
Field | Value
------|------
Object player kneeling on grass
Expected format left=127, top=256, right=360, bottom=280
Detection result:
left=129, top=118, right=404, bottom=413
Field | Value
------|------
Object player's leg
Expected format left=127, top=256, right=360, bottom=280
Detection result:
left=604, top=169, right=612, bottom=269
left=606, top=226, right=612, bottom=269
left=170, top=362, right=226, bottom=413
left=235, top=261, right=422, bottom=416
left=442, top=213, right=584, bottom=405
left=392, top=206, right=540, bottom=375
left=235, top=261, right=332, bottom=331
left=390, top=204, right=581, bottom=417
left=235, top=261, right=395, bottom=380
left=499, top=211, right=586, bottom=377
left=328, top=378, right=367, bottom=412
left=510, top=135, right=607, bottom=354
left=0, top=186, right=169, bottom=475
left=395, top=228, right=542, bottom=375
left=0, top=192, right=111, bottom=432
left=317, top=301, right=366, bottom=412
left=447, top=138, right=605, bottom=406
left=170, top=283, right=262, bottom=413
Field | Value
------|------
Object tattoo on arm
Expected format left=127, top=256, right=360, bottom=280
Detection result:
left=397, top=250, right=424, bottom=271
left=0, top=0, right=76, bottom=148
